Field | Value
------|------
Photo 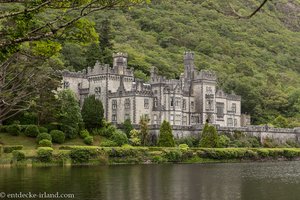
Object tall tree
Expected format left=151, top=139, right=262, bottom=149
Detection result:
left=81, top=95, right=104, bottom=130
left=139, top=114, right=150, bottom=146
left=199, top=123, right=219, bottom=148
left=158, top=120, right=175, bottom=147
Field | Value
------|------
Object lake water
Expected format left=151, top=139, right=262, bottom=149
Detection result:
left=1, top=161, right=300, bottom=200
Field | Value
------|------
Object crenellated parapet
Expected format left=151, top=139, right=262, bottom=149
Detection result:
left=61, top=69, right=86, bottom=78
left=194, top=70, right=217, bottom=81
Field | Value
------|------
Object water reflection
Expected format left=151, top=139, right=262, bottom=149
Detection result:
left=1, top=162, right=300, bottom=200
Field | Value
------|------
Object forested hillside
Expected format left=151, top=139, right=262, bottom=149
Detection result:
left=59, top=0, right=300, bottom=126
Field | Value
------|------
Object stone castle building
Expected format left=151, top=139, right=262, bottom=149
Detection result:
left=62, top=52, right=242, bottom=127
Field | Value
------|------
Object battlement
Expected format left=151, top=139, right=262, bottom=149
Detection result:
left=113, top=52, right=128, bottom=58
left=194, top=70, right=217, bottom=81
left=61, top=69, right=86, bottom=78
left=87, top=60, right=134, bottom=77
left=184, top=51, right=194, bottom=61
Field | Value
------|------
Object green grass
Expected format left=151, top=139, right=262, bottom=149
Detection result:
left=0, top=133, right=36, bottom=150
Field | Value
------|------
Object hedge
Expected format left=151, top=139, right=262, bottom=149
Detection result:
left=6, top=124, right=21, bottom=136
left=36, top=133, right=52, bottom=143
left=24, top=125, right=40, bottom=137
left=84, top=136, right=93, bottom=145
left=38, top=139, right=52, bottom=147
left=12, top=150, right=26, bottom=161
left=50, top=130, right=65, bottom=144
left=3, top=145, right=23, bottom=153
left=37, top=147, right=53, bottom=162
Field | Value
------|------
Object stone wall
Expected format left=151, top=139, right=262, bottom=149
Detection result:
left=145, top=125, right=300, bottom=143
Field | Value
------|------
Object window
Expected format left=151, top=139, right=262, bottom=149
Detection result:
left=206, top=100, right=214, bottom=111
left=182, top=99, right=186, bottom=110
left=112, top=114, right=117, bottom=122
left=182, top=116, right=187, bottom=125
left=234, top=119, right=237, bottom=127
left=94, top=87, right=101, bottom=94
left=227, top=118, right=233, bottom=127
left=191, top=101, right=194, bottom=110
left=125, top=98, right=130, bottom=109
left=112, top=100, right=117, bottom=110
left=232, top=103, right=236, bottom=113
left=154, top=97, right=158, bottom=108
left=63, top=81, right=70, bottom=89
left=170, top=97, right=174, bottom=107
left=170, top=114, right=174, bottom=121
left=124, top=114, right=130, bottom=120
left=154, top=90, right=158, bottom=94
left=153, top=114, right=157, bottom=124
left=216, top=102, right=224, bottom=118
left=175, top=98, right=180, bottom=107
left=144, top=98, right=149, bottom=109
left=176, top=115, right=181, bottom=125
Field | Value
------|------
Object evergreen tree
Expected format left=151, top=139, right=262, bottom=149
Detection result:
left=123, top=119, right=133, bottom=138
left=86, top=42, right=101, bottom=67
left=98, top=18, right=114, bottom=65
left=199, top=123, right=219, bottom=148
left=81, top=95, right=104, bottom=130
left=139, top=115, right=150, bottom=146
left=57, top=90, right=83, bottom=138
left=158, top=120, right=175, bottom=147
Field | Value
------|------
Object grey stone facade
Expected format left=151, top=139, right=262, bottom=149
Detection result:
left=61, top=52, right=242, bottom=127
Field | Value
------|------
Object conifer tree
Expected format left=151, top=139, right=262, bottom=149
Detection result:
left=158, top=120, right=175, bottom=147
left=81, top=95, right=104, bottom=130
left=199, top=123, right=219, bottom=148
left=123, top=119, right=134, bottom=138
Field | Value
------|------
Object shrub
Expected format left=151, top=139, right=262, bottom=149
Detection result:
left=39, top=139, right=52, bottom=147
left=199, top=123, right=219, bottom=148
left=37, top=147, right=53, bottom=162
left=6, top=124, right=21, bottom=136
left=84, top=136, right=94, bottom=145
left=36, top=133, right=52, bottom=143
left=285, top=139, right=300, bottom=148
left=81, top=95, right=104, bottom=130
left=262, top=137, right=279, bottom=148
left=179, top=144, right=189, bottom=151
left=44, top=123, right=60, bottom=132
left=50, top=130, right=65, bottom=144
left=104, top=146, right=148, bottom=157
left=158, top=120, right=175, bottom=147
left=256, top=149, right=269, bottom=158
left=218, top=135, right=231, bottom=147
left=151, top=155, right=165, bottom=163
left=129, top=129, right=141, bottom=146
left=24, top=125, right=40, bottom=137
left=99, top=140, right=118, bottom=147
left=122, top=119, right=133, bottom=137
left=110, top=130, right=128, bottom=146
left=69, top=149, right=92, bottom=163
left=80, top=129, right=90, bottom=139
left=38, top=126, right=48, bottom=133
left=233, top=131, right=245, bottom=140
left=176, top=136, right=199, bottom=147
left=3, top=145, right=23, bottom=153
left=12, top=150, right=26, bottom=161
left=0, top=125, right=7, bottom=133
left=283, top=149, right=300, bottom=159
left=247, top=137, right=261, bottom=147
left=61, top=125, right=77, bottom=139
left=163, top=150, right=182, bottom=162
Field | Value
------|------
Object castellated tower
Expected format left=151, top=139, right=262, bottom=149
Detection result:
left=183, top=51, right=195, bottom=80
left=113, top=52, right=128, bottom=75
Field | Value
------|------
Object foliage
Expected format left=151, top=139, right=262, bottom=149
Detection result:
left=3, top=145, right=23, bottom=153
left=162, top=150, right=182, bottom=162
left=69, top=148, right=100, bottom=163
left=110, top=130, right=128, bottom=146
left=272, top=115, right=289, bottom=128
left=38, top=139, right=52, bottom=147
left=129, top=129, right=141, bottom=146
left=57, top=90, right=83, bottom=138
left=38, top=126, right=48, bottom=133
left=158, top=120, right=175, bottom=147
left=99, top=140, right=118, bottom=147
left=37, top=147, right=53, bottom=162
left=50, top=130, right=65, bottom=144
left=139, top=115, right=150, bottom=146
left=80, top=130, right=90, bottom=139
left=122, top=119, right=134, bottom=138
left=36, top=133, right=52, bottom=143
left=179, top=144, right=189, bottom=151
left=84, top=136, right=94, bottom=145
left=81, top=95, right=104, bottom=130
left=24, top=125, right=40, bottom=137
left=175, top=136, right=199, bottom=147
left=199, top=124, right=219, bottom=148
left=218, top=135, right=231, bottom=147
left=6, top=124, right=21, bottom=136
left=12, top=150, right=26, bottom=161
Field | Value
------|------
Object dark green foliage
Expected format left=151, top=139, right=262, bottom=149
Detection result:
left=218, top=135, right=231, bottom=147
left=38, top=139, right=53, bottom=147
left=110, top=130, right=128, bottom=146
left=3, top=145, right=23, bottom=153
left=272, top=115, right=289, bottom=128
left=262, top=137, right=280, bottom=148
left=6, top=124, right=21, bottom=136
left=12, top=150, right=26, bottom=161
left=38, top=126, right=48, bottom=133
left=122, top=119, right=133, bottom=138
left=36, top=133, right=52, bottom=143
left=37, top=147, right=53, bottom=162
left=24, top=125, right=40, bottom=137
left=175, top=136, right=199, bottom=147
left=84, top=136, right=94, bottom=145
left=69, top=148, right=98, bottom=163
left=139, top=115, right=150, bottom=146
left=81, top=95, right=104, bottom=130
left=199, top=124, right=219, bottom=148
left=163, top=150, right=182, bottom=162
left=80, top=129, right=90, bottom=139
left=158, top=120, right=175, bottom=147
left=50, top=130, right=65, bottom=144
left=57, top=90, right=83, bottom=138
left=104, top=146, right=148, bottom=157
